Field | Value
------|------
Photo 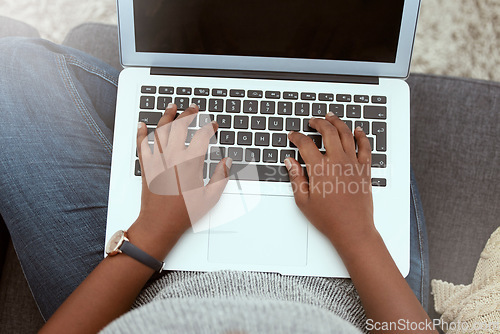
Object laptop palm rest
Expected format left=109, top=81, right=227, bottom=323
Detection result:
left=207, top=194, right=308, bottom=267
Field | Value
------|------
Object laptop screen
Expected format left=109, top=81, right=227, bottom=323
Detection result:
left=133, top=0, right=405, bottom=64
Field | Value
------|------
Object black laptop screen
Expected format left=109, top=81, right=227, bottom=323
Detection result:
left=133, top=0, right=405, bottom=63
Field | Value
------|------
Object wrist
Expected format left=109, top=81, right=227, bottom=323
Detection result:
left=126, top=215, right=185, bottom=261
left=327, top=225, right=382, bottom=258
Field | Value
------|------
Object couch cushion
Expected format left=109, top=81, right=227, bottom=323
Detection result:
left=407, top=74, right=500, bottom=320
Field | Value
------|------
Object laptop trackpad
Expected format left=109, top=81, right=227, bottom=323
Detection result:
left=208, top=194, right=308, bottom=266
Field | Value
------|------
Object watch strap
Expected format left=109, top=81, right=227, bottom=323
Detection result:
left=120, top=240, right=164, bottom=272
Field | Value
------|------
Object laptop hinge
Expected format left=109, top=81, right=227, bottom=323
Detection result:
left=150, top=67, right=379, bottom=85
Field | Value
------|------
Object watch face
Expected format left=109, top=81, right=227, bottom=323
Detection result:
left=106, top=230, right=125, bottom=255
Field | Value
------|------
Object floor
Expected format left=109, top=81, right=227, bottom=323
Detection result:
left=1, top=0, right=499, bottom=82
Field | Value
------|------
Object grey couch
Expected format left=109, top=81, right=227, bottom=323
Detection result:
left=0, top=18, right=499, bottom=333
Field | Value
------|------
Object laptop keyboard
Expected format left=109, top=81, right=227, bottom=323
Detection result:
left=136, top=85, right=387, bottom=187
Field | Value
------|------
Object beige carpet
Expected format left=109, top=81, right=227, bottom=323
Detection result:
left=1, top=0, right=499, bottom=81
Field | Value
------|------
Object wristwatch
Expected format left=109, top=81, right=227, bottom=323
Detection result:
left=106, top=230, right=164, bottom=273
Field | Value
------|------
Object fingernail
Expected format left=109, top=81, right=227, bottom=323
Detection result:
left=225, top=157, right=233, bottom=169
left=284, top=158, right=292, bottom=171
left=355, top=126, right=363, bottom=132
left=288, top=131, right=294, bottom=138
left=326, top=112, right=334, bottom=117
left=190, top=103, right=198, bottom=109
left=138, top=122, right=143, bottom=129
left=167, top=103, right=175, bottom=108
left=211, top=120, right=218, bottom=125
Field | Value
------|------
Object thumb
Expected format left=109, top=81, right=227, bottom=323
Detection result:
left=204, top=157, right=232, bottom=207
left=284, top=158, right=309, bottom=205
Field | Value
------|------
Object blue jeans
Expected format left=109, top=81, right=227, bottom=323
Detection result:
left=0, top=36, right=429, bottom=320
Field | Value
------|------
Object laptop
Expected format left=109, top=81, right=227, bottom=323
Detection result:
left=105, top=0, right=420, bottom=277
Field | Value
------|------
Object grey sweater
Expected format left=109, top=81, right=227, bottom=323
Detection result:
left=101, top=270, right=367, bottom=333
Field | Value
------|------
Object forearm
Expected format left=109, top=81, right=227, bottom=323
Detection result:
left=333, top=231, right=437, bottom=334
left=40, top=218, right=182, bottom=334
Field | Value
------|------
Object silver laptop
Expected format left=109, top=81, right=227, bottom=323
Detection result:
left=106, top=0, right=420, bottom=277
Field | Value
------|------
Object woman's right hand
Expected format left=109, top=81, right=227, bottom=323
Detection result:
left=285, top=112, right=376, bottom=252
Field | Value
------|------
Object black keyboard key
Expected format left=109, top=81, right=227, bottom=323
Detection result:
left=263, top=149, right=279, bottom=163
left=237, top=132, right=253, bottom=145
left=140, top=96, right=155, bottom=109
left=216, top=115, right=231, bottom=128
left=368, top=137, right=374, bottom=151
left=251, top=116, right=266, bottom=130
left=280, top=150, right=296, bottom=163
left=328, top=104, right=344, bottom=117
left=212, top=88, right=227, bottom=96
left=312, top=103, right=327, bottom=116
left=191, top=98, right=207, bottom=111
left=371, top=154, right=387, bottom=168
left=134, top=160, right=141, bottom=176
left=319, top=93, right=334, bottom=101
left=210, top=146, right=225, bottom=160
left=295, top=102, right=310, bottom=116
left=283, top=91, right=298, bottom=100
left=301, top=92, right=316, bottom=100
left=188, top=115, right=197, bottom=128
left=344, top=120, right=353, bottom=131
left=230, top=89, right=245, bottom=97
left=245, top=148, right=261, bottom=162
left=255, top=132, right=270, bottom=146
left=226, top=164, right=290, bottom=182
left=372, top=122, right=387, bottom=152
left=364, top=106, right=387, bottom=119
left=372, top=96, right=387, bottom=104
left=354, top=121, right=369, bottom=134
left=141, top=86, right=156, bottom=94
left=272, top=133, right=287, bottom=147
left=243, top=100, right=259, bottom=114
left=203, top=162, right=207, bottom=179
left=303, top=119, right=315, bottom=132
left=199, top=113, right=214, bottom=127
left=286, top=118, right=301, bottom=131
left=234, top=116, right=249, bottom=129
left=307, top=135, right=322, bottom=148
left=346, top=105, right=361, bottom=118
left=260, top=101, right=275, bottom=114
left=354, top=95, right=370, bottom=103
left=372, top=178, right=387, bottom=187
left=265, top=91, right=280, bottom=99
left=248, top=90, right=263, bottom=98
left=336, top=94, right=352, bottom=102
left=174, top=97, right=189, bottom=110
left=226, top=99, right=241, bottom=113
left=177, top=87, right=192, bottom=95
left=159, top=86, right=174, bottom=94
left=139, top=112, right=162, bottom=125
left=278, top=102, right=293, bottom=115
left=157, top=96, right=172, bottom=110
left=228, top=147, right=244, bottom=161
left=268, top=117, right=283, bottom=131
left=186, top=129, right=197, bottom=143
left=194, top=88, right=210, bottom=96
left=208, top=98, right=224, bottom=112
left=146, top=127, right=156, bottom=142
left=219, top=131, right=235, bottom=145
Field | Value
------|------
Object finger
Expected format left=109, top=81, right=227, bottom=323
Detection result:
left=325, top=112, right=356, bottom=157
left=288, top=131, right=322, bottom=164
left=166, top=104, right=199, bottom=153
left=204, top=158, right=232, bottom=207
left=307, top=117, right=343, bottom=155
left=187, top=120, right=218, bottom=159
left=136, top=122, right=151, bottom=179
left=354, top=126, right=371, bottom=166
left=284, top=158, right=309, bottom=206
left=155, top=103, right=177, bottom=152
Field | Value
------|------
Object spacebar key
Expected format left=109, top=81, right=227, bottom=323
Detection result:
left=229, top=164, right=290, bottom=182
